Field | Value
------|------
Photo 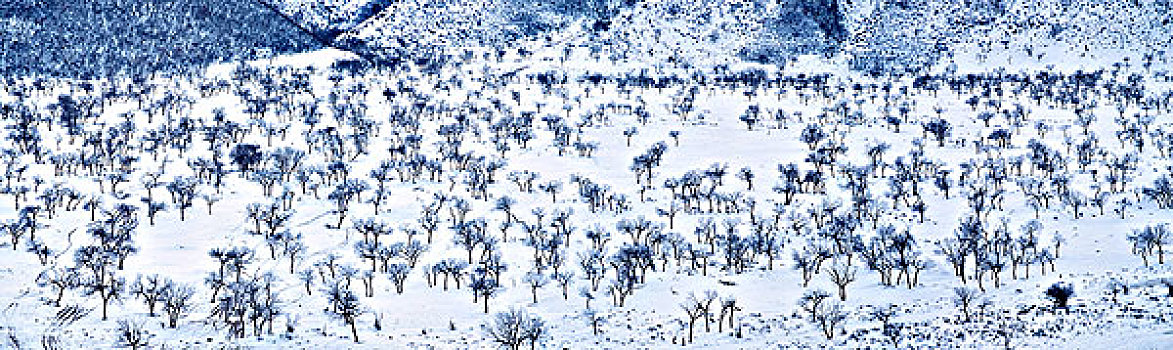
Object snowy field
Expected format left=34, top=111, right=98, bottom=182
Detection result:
left=3, top=1, right=1173, bottom=349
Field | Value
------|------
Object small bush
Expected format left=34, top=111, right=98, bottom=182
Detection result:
left=1045, top=282, right=1075, bottom=308
left=115, top=320, right=150, bottom=350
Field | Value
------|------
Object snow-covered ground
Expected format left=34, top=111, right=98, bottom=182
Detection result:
left=3, top=2, right=1173, bottom=349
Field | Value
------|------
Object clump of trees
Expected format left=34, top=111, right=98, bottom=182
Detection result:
left=1128, top=223, right=1170, bottom=266
left=798, top=289, right=847, bottom=340
left=483, top=308, right=547, bottom=350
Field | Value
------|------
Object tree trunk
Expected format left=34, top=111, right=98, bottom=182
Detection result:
left=350, top=319, right=359, bottom=343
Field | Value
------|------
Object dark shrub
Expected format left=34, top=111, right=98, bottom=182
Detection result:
left=1045, top=282, right=1075, bottom=308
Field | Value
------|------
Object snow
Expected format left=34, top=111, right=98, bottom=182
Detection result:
left=2, top=1, right=1173, bottom=349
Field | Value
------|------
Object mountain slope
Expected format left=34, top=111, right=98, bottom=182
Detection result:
left=0, top=0, right=322, bottom=78
left=260, top=0, right=393, bottom=41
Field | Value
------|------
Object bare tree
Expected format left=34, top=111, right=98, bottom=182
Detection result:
left=129, top=274, right=171, bottom=317
left=484, top=308, right=545, bottom=350
left=679, top=292, right=707, bottom=344
left=161, top=283, right=194, bottom=328
left=522, top=272, right=548, bottom=303
left=799, top=289, right=846, bottom=339
left=386, top=263, right=410, bottom=294
left=115, top=319, right=150, bottom=349
left=953, top=287, right=982, bottom=322
left=327, top=283, right=363, bottom=342
left=826, top=259, right=857, bottom=301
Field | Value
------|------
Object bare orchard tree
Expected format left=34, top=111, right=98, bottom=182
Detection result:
left=522, top=271, right=548, bottom=304
left=798, top=289, right=846, bottom=340
left=36, top=267, right=79, bottom=307
left=129, top=274, right=170, bottom=317
left=326, top=283, right=363, bottom=342
left=484, top=307, right=547, bottom=350
left=680, top=293, right=705, bottom=344
left=114, top=319, right=151, bottom=350
left=826, top=259, right=857, bottom=301
left=953, top=287, right=982, bottom=322
left=386, top=263, right=411, bottom=294
left=75, top=246, right=125, bottom=321
left=161, top=283, right=195, bottom=328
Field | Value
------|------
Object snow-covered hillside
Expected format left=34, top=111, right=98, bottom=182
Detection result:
left=2, top=1, right=1173, bottom=349
left=263, top=0, right=392, bottom=40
